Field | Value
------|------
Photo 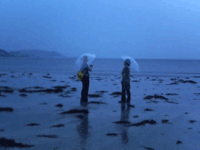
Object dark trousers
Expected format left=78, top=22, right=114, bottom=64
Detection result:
left=81, top=77, right=89, bottom=103
left=121, top=82, right=131, bottom=103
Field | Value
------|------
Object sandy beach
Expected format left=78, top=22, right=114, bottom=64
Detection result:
left=0, top=69, right=200, bottom=150
left=2, top=0, right=200, bottom=148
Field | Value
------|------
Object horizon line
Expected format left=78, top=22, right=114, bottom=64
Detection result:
left=66, top=56, right=200, bottom=60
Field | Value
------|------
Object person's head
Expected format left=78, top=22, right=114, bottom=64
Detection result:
left=82, top=55, right=88, bottom=63
left=124, top=59, right=131, bottom=66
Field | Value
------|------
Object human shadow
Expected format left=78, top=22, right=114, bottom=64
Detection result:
left=120, top=103, right=131, bottom=144
left=76, top=113, right=89, bottom=150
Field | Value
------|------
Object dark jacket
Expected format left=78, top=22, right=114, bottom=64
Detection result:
left=121, top=65, right=130, bottom=90
left=122, top=65, right=130, bottom=82
left=80, top=63, right=91, bottom=78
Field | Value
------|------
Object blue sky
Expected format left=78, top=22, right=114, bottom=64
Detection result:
left=0, top=0, right=200, bottom=59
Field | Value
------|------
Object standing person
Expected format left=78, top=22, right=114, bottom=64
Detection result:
left=121, top=59, right=131, bottom=104
left=79, top=56, right=93, bottom=105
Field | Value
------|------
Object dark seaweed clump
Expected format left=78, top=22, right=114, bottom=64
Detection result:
left=133, top=115, right=139, bottom=118
left=161, top=120, right=169, bottom=124
left=169, top=79, right=197, bottom=85
left=132, top=80, right=140, bottom=82
left=127, top=104, right=135, bottom=108
left=37, top=135, right=58, bottom=138
left=0, top=138, right=34, bottom=148
left=0, top=107, right=14, bottom=112
left=166, top=93, right=178, bottom=96
left=43, top=76, right=52, bottom=79
left=55, top=104, right=63, bottom=108
left=141, top=146, right=155, bottom=150
left=129, top=120, right=157, bottom=127
left=0, top=86, right=14, bottom=93
left=176, top=140, right=182, bottom=144
left=26, top=123, right=40, bottom=126
left=95, top=91, right=108, bottom=94
left=88, top=94, right=102, bottom=98
left=50, top=124, right=65, bottom=128
left=144, top=108, right=154, bottom=111
left=106, top=133, right=119, bottom=136
left=143, top=94, right=179, bottom=104
left=60, top=109, right=89, bottom=114
left=18, top=85, right=69, bottom=94
left=113, top=121, right=131, bottom=124
left=189, top=120, right=197, bottom=123
left=88, top=101, right=107, bottom=104
left=143, top=94, right=168, bottom=100
left=0, top=94, right=6, bottom=97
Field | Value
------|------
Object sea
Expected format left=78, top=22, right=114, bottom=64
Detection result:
left=1, top=57, right=200, bottom=77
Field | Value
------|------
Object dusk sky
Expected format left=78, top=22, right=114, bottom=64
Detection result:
left=0, top=0, right=200, bottom=59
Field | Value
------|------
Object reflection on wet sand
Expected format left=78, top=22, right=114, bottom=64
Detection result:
left=77, top=113, right=89, bottom=150
left=120, top=103, right=131, bottom=144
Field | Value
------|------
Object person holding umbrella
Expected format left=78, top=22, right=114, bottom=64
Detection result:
left=76, top=53, right=95, bottom=106
left=121, top=59, right=131, bottom=103
left=121, top=56, right=139, bottom=104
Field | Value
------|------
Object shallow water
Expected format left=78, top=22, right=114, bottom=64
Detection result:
left=1, top=58, right=200, bottom=76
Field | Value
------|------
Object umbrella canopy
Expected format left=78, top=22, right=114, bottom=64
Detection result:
left=121, top=56, right=140, bottom=72
left=76, top=53, right=96, bottom=70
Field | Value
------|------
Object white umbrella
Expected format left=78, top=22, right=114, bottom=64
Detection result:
left=76, top=53, right=96, bottom=70
left=121, top=56, right=140, bottom=72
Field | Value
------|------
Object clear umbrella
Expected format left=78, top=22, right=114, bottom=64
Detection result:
left=76, top=53, right=96, bottom=70
left=121, top=56, right=139, bottom=72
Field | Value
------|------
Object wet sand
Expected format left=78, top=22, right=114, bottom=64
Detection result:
left=0, top=72, right=200, bottom=150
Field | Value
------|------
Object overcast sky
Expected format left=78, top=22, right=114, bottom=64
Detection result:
left=0, top=0, right=200, bottom=59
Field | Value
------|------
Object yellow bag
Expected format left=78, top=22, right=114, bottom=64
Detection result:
left=77, top=71, right=84, bottom=81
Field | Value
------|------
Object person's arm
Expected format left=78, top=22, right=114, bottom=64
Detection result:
left=88, top=65, right=93, bottom=72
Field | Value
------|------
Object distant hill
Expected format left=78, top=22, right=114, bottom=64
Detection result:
left=0, top=49, right=11, bottom=57
left=8, top=50, right=66, bottom=58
